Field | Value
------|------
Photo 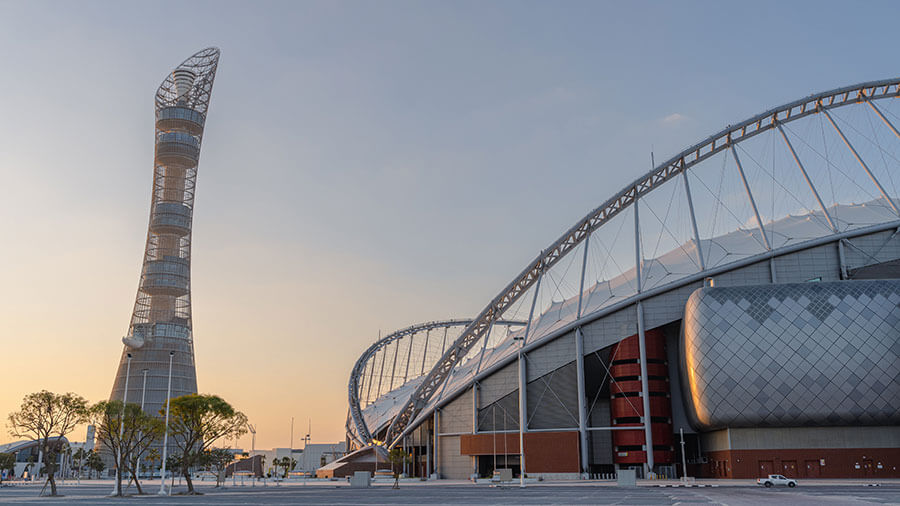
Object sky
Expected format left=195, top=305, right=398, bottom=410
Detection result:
left=1, top=0, right=898, bottom=450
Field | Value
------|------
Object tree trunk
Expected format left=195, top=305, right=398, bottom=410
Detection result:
left=183, top=468, right=194, bottom=494
left=48, top=473, right=58, bottom=496
left=128, top=463, right=144, bottom=495
left=115, top=464, right=123, bottom=496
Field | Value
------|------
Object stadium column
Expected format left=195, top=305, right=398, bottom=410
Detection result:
left=634, top=192, right=655, bottom=474
left=472, top=383, right=478, bottom=434
left=472, top=383, right=479, bottom=478
left=426, top=423, right=432, bottom=479
left=730, top=145, right=776, bottom=282
left=517, top=348, right=528, bottom=481
left=433, top=409, right=440, bottom=478
left=682, top=168, right=706, bottom=271
left=777, top=123, right=847, bottom=279
left=519, top=265, right=543, bottom=483
left=574, top=230, right=591, bottom=477
left=389, top=339, right=400, bottom=391
left=823, top=107, right=900, bottom=216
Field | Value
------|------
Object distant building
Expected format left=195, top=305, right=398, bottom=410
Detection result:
left=0, top=437, right=70, bottom=480
left=237, top=442, right=348, bottom=477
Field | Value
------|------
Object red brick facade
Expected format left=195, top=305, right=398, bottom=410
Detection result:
left=460, top=430, right=580, bottom=473
left=704, top=448, right=900, bottom=479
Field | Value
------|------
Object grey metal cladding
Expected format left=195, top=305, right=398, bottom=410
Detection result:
left=526, top=361, right=579, bottom=429
left=682, top=279, right=900, bottom=431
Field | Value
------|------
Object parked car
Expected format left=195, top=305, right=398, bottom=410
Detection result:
left=757, top=474, right=797, bottom=488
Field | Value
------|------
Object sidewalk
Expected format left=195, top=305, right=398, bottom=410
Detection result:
left=3, top=476, right=897, bottom=489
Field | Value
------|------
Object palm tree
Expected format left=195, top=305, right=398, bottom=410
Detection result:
left=279, top=457, right=296, bottom=478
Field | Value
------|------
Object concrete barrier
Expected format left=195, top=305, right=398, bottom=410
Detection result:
left=617, top=469, right=636, bottom=487
left=349, top=471, right=371, bottom=488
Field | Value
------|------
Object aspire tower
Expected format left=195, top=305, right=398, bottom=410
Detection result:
left=108, top=48, right=220, bottom=418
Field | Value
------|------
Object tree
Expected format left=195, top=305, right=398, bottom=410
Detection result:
left=145, top=448, right=161, bottom=477
left=86, top=450, right=105, bottom=479
left=90, top=400, right=164, bottom=496
left=165, top=453, right=182, bottom=487
left=277, top=456, right=296, bottom=478
left=165, top=394, right=248, bottom=494
left=0, top=453, right=16, bottom=484
left=7, top=391, right=88, bottom=496
left=124, top=416, right=163, bottom=494
left=386, top=447, right=411, bottom=489
left=201, top=448, right=234, bottom=487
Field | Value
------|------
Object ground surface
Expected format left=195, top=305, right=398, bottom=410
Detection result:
left=1, top=479, right=898, bottom=505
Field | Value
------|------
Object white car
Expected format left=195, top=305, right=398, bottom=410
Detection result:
left=757, top=474, right=797, bottom=488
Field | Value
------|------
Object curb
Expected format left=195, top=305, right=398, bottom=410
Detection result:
left=657, top=484, right=719, bottom=488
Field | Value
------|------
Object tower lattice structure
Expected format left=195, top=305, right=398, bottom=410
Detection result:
left=108, top=48, right=220, bottom=419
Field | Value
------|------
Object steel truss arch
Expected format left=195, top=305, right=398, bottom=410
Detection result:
left=348, top=318, right=523, bottom=446
left=383, top=76, right=900, bottom=447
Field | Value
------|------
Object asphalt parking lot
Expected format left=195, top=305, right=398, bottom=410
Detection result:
left=1, top=479, right=898, bottom=505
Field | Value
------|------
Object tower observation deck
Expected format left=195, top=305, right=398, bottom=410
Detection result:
left=108, top=48, right=220, bottom=419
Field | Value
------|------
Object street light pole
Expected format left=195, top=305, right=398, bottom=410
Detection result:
left=680, top=428, right=688, bottom=481
left=302, top=422, right=310, bottom=486
left=158, top=351, right=175, bottom=496
left=113, top=353, right=132, bottom=496
left=139, top=369, right=148, bottom=480
left=140, top=369, right=149, bottom=410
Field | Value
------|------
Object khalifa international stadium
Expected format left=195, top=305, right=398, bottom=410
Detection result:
left=325, top=77, right=900, bottom=481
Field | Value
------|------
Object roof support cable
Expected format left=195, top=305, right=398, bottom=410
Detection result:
left=777, top=124, right=839, bottom=234
left=420, top=329, right=431, bottom=377
left=730, top=145, right=773, bottom=251
left=388, top=339, right=400, bottom=392
left=683, top=169, right=706, bottom=271
left=474, top=319, right=495, bottom=377
left=365, top=358, right=376, bottom=407
left=376, top=345, right=387, bottom=403
left=576, top=231, right=590, bottom=320
left=822, top=108, right=900, bottom=216
left=866, top=99, right=900, bottom=197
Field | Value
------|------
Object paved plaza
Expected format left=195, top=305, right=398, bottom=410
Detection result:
left=0, top=479, right=898, bottom=505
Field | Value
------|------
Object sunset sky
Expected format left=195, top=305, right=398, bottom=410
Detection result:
left=1, top=0, right=897, bottom=450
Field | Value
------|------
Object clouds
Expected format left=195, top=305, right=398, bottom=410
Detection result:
left=660, top=112, right=690, bottom=126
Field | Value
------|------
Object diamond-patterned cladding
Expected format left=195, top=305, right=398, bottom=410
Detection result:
left=683, top=279, right=900, bottom=430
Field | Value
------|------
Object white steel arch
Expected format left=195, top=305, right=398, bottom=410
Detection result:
left=348, top=319, right=524, bottom=446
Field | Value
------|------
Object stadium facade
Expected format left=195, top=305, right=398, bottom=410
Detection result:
left=108, top=48, right=220, bottom=423
left=338, top=78, right=900, bottom=480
